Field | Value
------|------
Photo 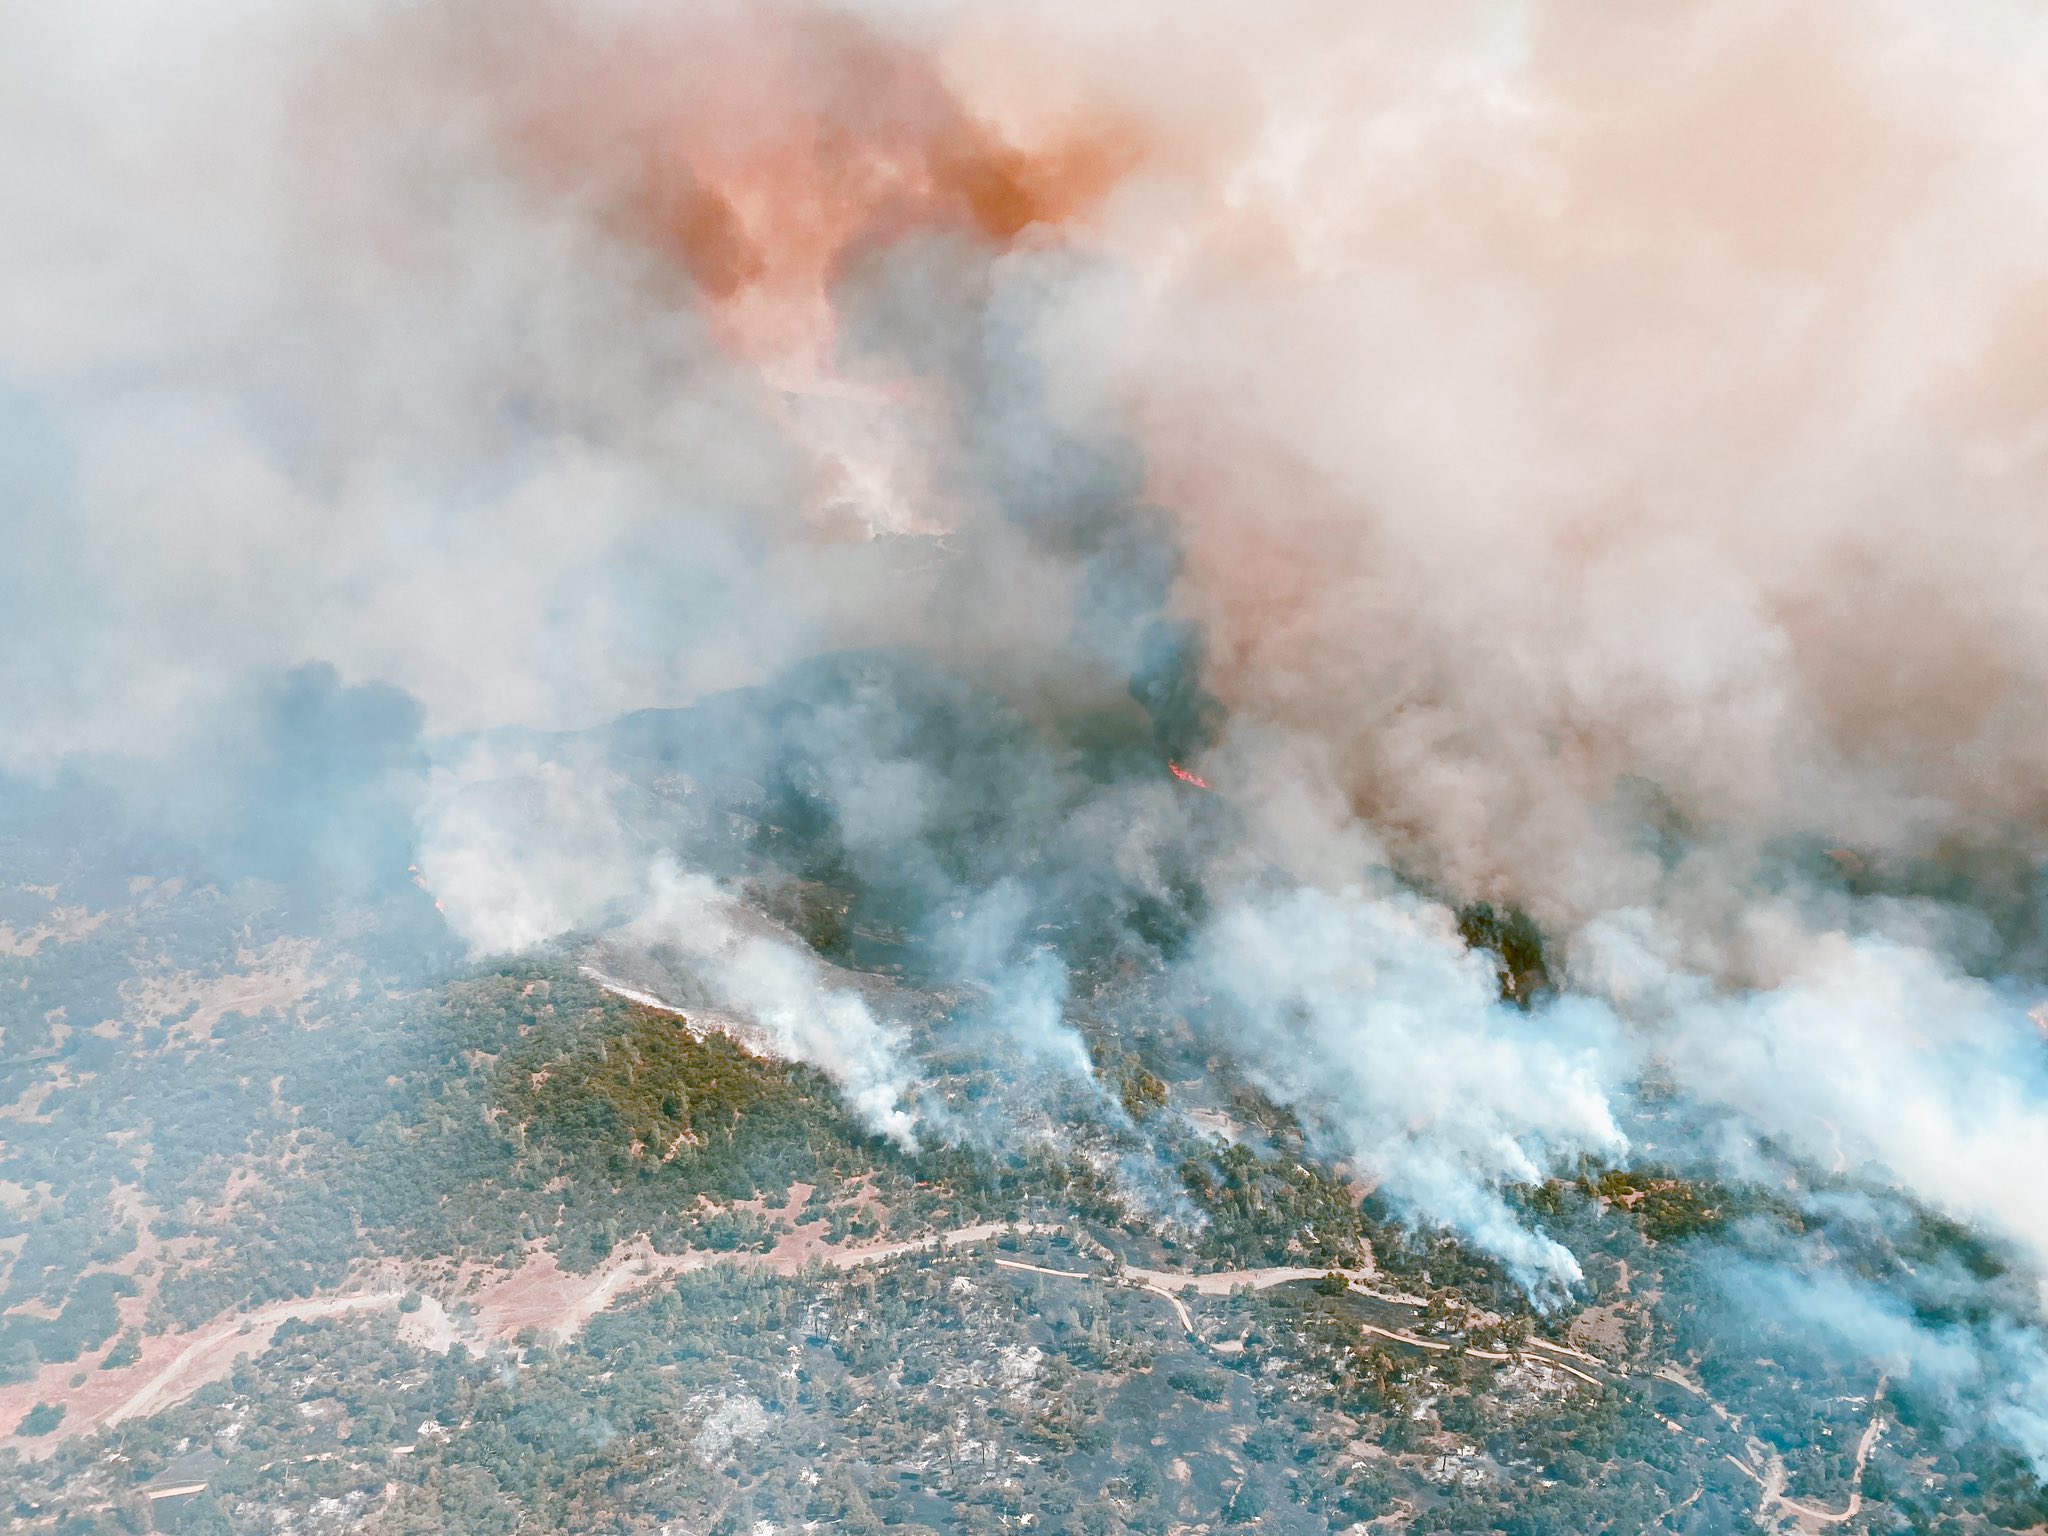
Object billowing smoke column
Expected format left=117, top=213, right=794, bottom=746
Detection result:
left=1194, top=881, right=1627, bottom=1298
left=12, top=0, right=2048, bottom=1462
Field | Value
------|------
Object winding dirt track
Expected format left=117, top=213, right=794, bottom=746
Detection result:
left=26, top=1221, right=1356, bottom=1450
left=23, top=1213, right=1889, bottom=1535
left=1723, top=1378, right=1887, bottom=1531
left=988, top=1256, right=1212, bottom=1330
left=102, top=1292, right=404, bottom=1428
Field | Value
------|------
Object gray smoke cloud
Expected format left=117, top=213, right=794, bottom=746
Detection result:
left=11, top=0, right=2048, bottom=1465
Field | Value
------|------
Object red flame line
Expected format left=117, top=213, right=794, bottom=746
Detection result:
left=1168, top=761, right=1212, bottom=791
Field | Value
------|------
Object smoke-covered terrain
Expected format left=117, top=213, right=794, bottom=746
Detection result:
left=7, top=2, right=2048, bottom=1532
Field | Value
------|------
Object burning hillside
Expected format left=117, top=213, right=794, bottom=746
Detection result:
left=8, top=0, right=2048, bottom=1518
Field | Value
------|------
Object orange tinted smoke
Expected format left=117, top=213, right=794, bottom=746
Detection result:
left=492, top=3, right=1145, bottom=366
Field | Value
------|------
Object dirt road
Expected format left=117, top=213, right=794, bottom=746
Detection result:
left=1724, top=1378, right=1886, bottom=1532
left=105, top=1290, right=404, bottom=1427
left=25, top=1201, right=1873, bottom=1536
left=24, top=1221, right=1371, bottom=1449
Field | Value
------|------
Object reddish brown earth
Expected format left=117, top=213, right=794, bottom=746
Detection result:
left=7, top=1200, right=1401, bottom=1457
left=0, top=1287, right=402, bottom=1457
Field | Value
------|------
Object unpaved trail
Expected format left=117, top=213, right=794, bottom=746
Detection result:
left=1133, top=1277, right=1194, bottom=1332
left=994, top=1252, right=1616, bottom=1394
left=105, top=1290, right=403, bottom=1427
left=986, top=1256, right=1201, bottom=1331
left=477, top=1221, right=1077, bottom=1342
left=1123, top=1262, right=1386, bottom=1299
left=519, top=1248, right=718, bottom=1343
left=23, top=1198, right=1866, bottom=1536
left=807, top=1220, right=1061, bottom=1271
left=21, top=1221, right=1367, bottom=1449
left=1121, top=1262, right=1382, bottom=1334
left=978, top=1243, right=1402, bottom=1336
left=1685, top=1372, right=1885, bottom=1532
left=1737, top=1378, right=1886, bottom=1531
left=1348, top=1319, right=1612, bottom=1382
left=1525, top=1335, right=1604, bottom=1369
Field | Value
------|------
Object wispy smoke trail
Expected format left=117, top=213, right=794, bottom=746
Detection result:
left=415, top=745, right=924, bottom=1145
left=629, top=861, right=920, bottom=1149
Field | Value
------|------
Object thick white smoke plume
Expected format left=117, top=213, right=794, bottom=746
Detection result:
left=1196, top=881, right=1626, bottom=1296
left=1580, top=915, right=2048, bottom=1281
left=627, top=861, right=919, bottom=1149
left=12, top=0, right=2048, bottom=1460
left=416, top=749, right=920, bottom=1145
